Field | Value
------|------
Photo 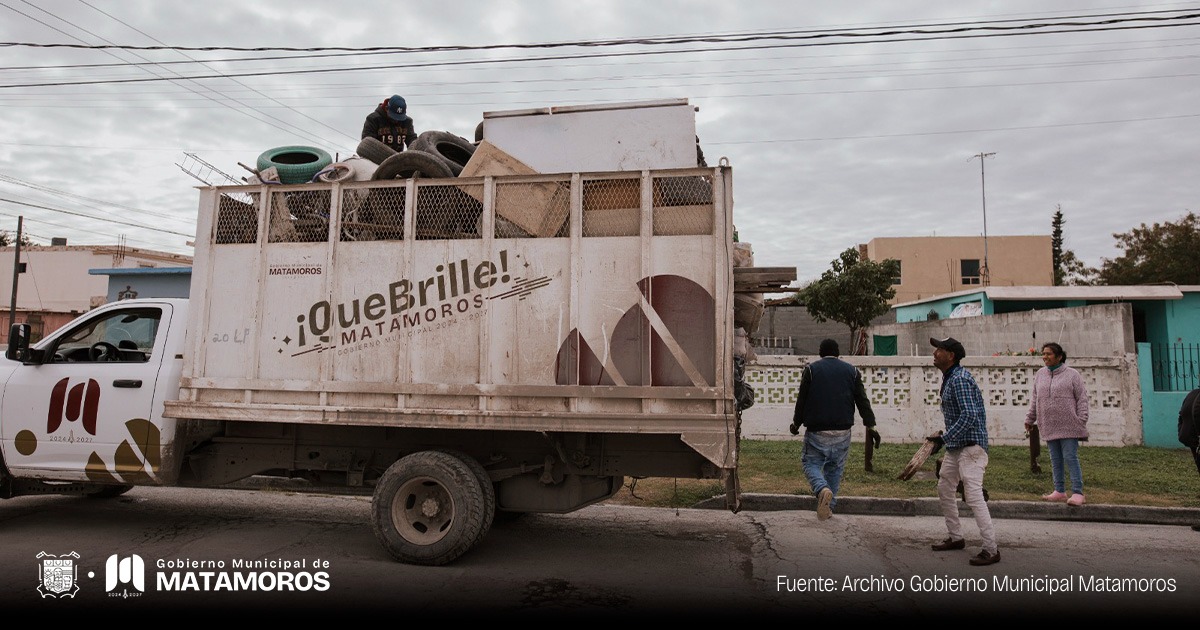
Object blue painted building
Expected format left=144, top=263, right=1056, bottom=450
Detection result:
left=89, top=266, right=192, bottom=303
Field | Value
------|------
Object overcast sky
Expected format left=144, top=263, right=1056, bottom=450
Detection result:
left=1, top=1, right=1197, bottom=285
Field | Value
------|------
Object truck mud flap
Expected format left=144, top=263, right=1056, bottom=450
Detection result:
left=723, top=467, right=742, bottom=514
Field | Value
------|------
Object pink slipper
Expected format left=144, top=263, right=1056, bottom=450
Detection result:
left=1041, top=491, right=1068, bottom=502
left=1067, top=494, right=1086, bottom=506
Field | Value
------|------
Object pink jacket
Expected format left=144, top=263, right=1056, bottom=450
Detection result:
left=1024, top=365, right=1090, bottom=441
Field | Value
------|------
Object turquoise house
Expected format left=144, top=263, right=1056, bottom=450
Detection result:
left=893, top=285, right=1200, bottom=447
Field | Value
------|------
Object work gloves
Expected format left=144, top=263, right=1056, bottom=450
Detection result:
left=867, top=428, right=882, bottom=448
left=926, top=431, right=945, bottom=454
left=788, top=422, right=800, bottom=436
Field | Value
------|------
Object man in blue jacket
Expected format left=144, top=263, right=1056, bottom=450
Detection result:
left=790, top=339, right=878, bottom=521
left=927, top=337, right=1000, bottom=566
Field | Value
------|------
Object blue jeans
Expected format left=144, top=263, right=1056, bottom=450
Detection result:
left=1048, top=438, right=1083, bottom=494
left=802, top=430, right=852, bottom=507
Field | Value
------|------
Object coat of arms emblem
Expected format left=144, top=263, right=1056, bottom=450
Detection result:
left=36, top=551, right=80, bottom=598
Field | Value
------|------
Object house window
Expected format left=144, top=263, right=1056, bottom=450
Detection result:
left=891, top=260, right=902, bottom=285
left=961, top=259, right=981, bottom=285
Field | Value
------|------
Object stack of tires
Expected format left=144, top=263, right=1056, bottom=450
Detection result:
left=356, top=131, right=476, bottom=180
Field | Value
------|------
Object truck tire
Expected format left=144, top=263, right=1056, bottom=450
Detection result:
left=371, top=150, right=454, bottom=181
left=256, top=146, right=333, bottom=184
left=356, top=137, right=397, bottom=165
left=371, top=450, right=488, bottom=565
left=432, top=449, right=494, bottom=543
left=85, top=484, right=134, bottom=499
left=410, top=131, right=475, bottom=176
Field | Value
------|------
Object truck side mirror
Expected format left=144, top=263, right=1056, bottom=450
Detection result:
left=6, top=323, right=30, bottom=362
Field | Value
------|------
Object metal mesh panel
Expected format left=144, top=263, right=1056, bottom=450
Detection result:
left=652, top=175, right=714, bottom=236
left=494, top=180, right=570, bottom=238
left=213, top=192, right=259, bottom=244
left=343, top=184, right=406, bottom=242
left=582, top=178, right=640, bottom=237
left=267, top=189, right=331, bottom=243
left=414, top=182, right=484, bottom=240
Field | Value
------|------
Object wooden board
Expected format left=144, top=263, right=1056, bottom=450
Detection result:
left=897, top=439, right=939, bottom=480
left=733, top=267, right=797, bottom=292
left=459, top=140, right=568, bottom=237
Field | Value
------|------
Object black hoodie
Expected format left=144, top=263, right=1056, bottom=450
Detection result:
left=361, top=103, right=417, bottom=152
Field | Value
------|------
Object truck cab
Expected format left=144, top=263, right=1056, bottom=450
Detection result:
left=1, top=299, right=187, bottom=488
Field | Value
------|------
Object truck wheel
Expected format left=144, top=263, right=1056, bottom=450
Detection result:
left=85, top=484, right=134, bottom=499
left=371, top=150, right=454, bottom=181
left=432, top=449, right=494, bottom=543
left=371, top=451, right=487, bottom=565
left=356, top=137, right=397, bottom=165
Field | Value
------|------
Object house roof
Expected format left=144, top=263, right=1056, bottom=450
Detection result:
left=893, top=285, right=1186, bottom=308
left=89, top=267, right=192, bottom=276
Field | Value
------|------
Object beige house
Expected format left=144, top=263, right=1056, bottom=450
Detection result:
left=859, top=235, right=1053, bottom=304
left=0, top=244, right=192, bottom=342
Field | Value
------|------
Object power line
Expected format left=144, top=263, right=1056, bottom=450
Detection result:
left=0, top=196, right=193, bottom=237
left=3, top=15, right=1200, bottom=89
left=2, top=8, right=1197, bottom=53
left=0, top=211, right=189, bottom=250
left=0, top=0, right=345, bottom=151
left=76, top=0, right=354, bottom=146
left=0, top=172, right=194, bottom=224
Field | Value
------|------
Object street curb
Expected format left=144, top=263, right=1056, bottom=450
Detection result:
left=693, top=493, right=1200, bottom=527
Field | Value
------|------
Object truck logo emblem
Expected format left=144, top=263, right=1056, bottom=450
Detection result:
left=48, top=378, right=100, bottom=435
left=36, top=551, right=81, bottom=598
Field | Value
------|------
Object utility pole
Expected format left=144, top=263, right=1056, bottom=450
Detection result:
left=8, top=215, right=23, bottom=331
left=968, top=152, right=996, bottom=286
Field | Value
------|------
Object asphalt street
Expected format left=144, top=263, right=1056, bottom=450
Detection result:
left=2, top=486, right=1197, bottom=620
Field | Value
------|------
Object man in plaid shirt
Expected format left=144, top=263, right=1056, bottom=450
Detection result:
left=927, top=337, right=1000, bottom=566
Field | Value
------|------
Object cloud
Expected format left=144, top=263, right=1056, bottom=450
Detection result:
left=0, top=0, right=1194, bottom=282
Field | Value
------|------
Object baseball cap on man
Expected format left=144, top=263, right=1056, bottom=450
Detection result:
left=930, top=336, right=966, bottom=361
left=386, top=95, right=410, bottom=122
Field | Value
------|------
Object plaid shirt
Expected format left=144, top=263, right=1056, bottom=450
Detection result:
left=939, top=364, right=989, bottom=450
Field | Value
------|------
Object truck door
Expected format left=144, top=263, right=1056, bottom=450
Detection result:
left=0, top=305, right=170, bottom=483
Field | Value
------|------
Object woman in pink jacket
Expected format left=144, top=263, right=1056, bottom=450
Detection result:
left=1024, top=342, right=1091, bottom=506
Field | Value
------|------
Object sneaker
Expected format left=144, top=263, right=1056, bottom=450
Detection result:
left=1067, top=493, right=1086, bottom=506
left=969, top=549, right=1001, bottom=566
left=1041, top=491, right=1068, bottom=502
left=931, top=537, right=965, bottom=551
left=816, top=488, right=833, bottom=520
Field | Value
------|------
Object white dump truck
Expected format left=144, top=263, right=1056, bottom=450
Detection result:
left=1, top=100, right=774, bottom=565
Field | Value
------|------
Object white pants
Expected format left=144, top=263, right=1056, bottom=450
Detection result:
left=937, top=445, right=997, bottom=553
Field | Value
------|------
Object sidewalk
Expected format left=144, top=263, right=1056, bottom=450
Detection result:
left=695, top=493, right=1200, bottom=527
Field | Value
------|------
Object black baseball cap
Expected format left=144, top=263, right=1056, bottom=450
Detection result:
left=930, top=336, right=966, bottom=361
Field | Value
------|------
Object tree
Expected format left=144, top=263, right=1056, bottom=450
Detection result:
left=0, top=230, right=32, bottom=247
left=1050, top=206, right=1095, bottom=286
left=1051, top=206, right=1065, bottom=285
left=1096, top=211, right=1200, bottom=285
left=796, top=247, right=899, bottom=355
left=1058, top=250, right=1095, bottom=286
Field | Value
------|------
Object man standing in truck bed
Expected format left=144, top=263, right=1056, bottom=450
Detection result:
left=362, top=94, right=417, bottom=152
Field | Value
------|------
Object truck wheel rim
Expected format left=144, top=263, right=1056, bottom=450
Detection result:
left=390, top=476, right=454, bottom=545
